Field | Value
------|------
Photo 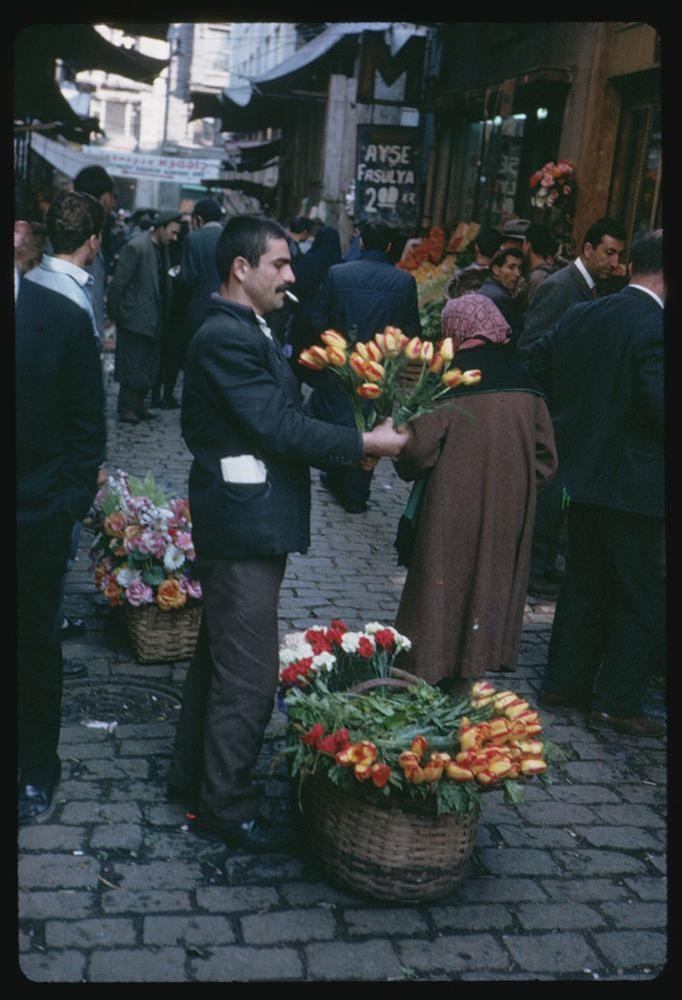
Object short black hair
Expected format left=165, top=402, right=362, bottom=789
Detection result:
left=475, top=227, right=503, bottom=259
left=490, top=245, right=524, bottom=270
left=216, top=215, right=289, bottom=280
left=46, top=191, right=105, bottom=254
left=360, top=220, right=393, bottom=252
left=289, top=216, right=312, bottom=235
left=524, top=223, right=555, bottom=258
left=630, top=229, right=663, bottom=275
left=582, top=217, right=626, bottom=252
left=193, top=198, right=223, bottom=223
left=74, top=165, right=114, bottom=199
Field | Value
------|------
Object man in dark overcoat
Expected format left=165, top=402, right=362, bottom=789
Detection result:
left=108, top=210, right=182, bottom=422
left=168, top=216, right=408, bottom=852
left=529, top=229, right=665, bottom=737
left=306, top=219, right=421, bottom=512
left=15, top=197, right=106, bottom=825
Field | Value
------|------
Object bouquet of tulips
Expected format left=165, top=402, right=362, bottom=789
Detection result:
left=299, top=326, right=482, bottom=432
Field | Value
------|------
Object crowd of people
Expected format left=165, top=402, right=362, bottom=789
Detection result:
left=16, top=167, right=665, bottom=849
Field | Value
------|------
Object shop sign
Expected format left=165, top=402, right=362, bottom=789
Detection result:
left=354, top=125, right=421, bottom=228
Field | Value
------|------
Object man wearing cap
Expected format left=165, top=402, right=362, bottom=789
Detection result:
left=108, top=209, right=182, bottom=422
left=179, top=198, right=224, bottom=342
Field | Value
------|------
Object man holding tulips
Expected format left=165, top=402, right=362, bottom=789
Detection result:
left=168, top=215, right=409, bottom=852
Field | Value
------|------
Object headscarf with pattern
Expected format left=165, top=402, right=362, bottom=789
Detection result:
left=441, top=293, right=511, bottom=350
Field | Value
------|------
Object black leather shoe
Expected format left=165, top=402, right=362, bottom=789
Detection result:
left=18, top=760, right=62, bottom=826
left=167, top=783, right=199, bottom=809
left=60, top=616, right=85, bottom=641
left=63, top=659, right=88, bottom=678
left=343, top=500, right=368, bottom=514
left=588, top=710, right=666, bottom=737
left=160, top=397, right=180, bottom=410
left=192, top=814, right=297, bottom=854
left=118, top=410, right=140, bottom=424
left=148, top=397, right=163, bottom=409
left=137, top=409, right=158, bottom=420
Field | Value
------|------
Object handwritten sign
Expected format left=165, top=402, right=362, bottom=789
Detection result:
left=354, top=125, right=421, bottom=228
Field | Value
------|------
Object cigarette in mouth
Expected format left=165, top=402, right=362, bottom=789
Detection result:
left=284, top=290, right=299, bottom=303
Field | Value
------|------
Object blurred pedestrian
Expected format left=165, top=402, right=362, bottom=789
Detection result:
left=179, top=197, right=224, bottom=341
left=533, top=230, right=665, bottom=737
left=522, top=223, right=557, bottom=306
left=478, top=246, right=525, bottom=348
left=286, top=224, right=343, bottom=368
left=73, top=165, right=116, bottom=340
left=394, top=294, right=557, bottom=689
left=108, top=209, right=182, bottom=423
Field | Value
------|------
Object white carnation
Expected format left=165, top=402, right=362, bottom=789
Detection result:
left=163, top=544, right=186, bottom=571
left=115, top=567, right=142, bottom=588
left=340, top=631, right=364, bottom=653
left=312, top=651, right=336, bottom=672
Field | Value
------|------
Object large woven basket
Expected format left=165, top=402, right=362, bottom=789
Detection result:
left=296, top=773, right=479, bottom=903
left=124, top=603, right=202, bottom=663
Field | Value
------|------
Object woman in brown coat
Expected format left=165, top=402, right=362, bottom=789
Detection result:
left=394, top=294, right=557, bottom=686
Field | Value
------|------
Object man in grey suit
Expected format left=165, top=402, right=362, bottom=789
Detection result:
left=517, top=217, right=626, bottom=357
left=517, top=216, right=626, bottom=597
left=109, top=210, right=182, bottom=423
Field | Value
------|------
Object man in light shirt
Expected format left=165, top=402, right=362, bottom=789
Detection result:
left=25, top=191, right=104, bottom=340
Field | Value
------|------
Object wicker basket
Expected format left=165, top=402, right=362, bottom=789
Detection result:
left=124, top=603, right=202, bottom=663
left=296, top=774, right=480, bottom=903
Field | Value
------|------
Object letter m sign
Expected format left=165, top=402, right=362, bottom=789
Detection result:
left=356, top=30, right=426, bottom=106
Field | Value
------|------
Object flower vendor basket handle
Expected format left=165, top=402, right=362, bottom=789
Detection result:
left=124, top=603, right=202, bottom=664
left=297, top=672, right=480, bottom=903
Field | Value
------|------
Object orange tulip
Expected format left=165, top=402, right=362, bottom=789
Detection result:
left=441, top=368, right=463, bottom=388
left=325, top=345, right=347, bottom=366
left=445, top=762, right=475, bottom=782
left=357, top=382, right=382, bottom=399
left=420, top=341, right=434, bottom=363
left=421, top=761, right=444, bottom=783
left=363, top=360, right=385, bottom=383
left=365, top=340, right=383, bottom=362
left=299, top=347, right=327, bottom=370
left=439, top=337, right=455, bottom=363
left=429, top=352, right=445, bottom=374
left=519, top=757, right=548, bottom=776
left=320, top=330, right=348, bottom=350
left=355, top=341, right=371, bottom=360
left=349, top=353, right=367, bottom=377
left=370, top=762, right=391, bottom=788
left=410, top=735, right=428, bottom=757
left=404, top=337, right=423, bottom=360
left=461, top=369, right=482, bottom=386
left=374, top=332, right=387, bottom=356
left=382, top=329, right=401, bottom=357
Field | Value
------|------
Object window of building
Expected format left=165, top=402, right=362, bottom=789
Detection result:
left=608, top=73, right=662, bottom=243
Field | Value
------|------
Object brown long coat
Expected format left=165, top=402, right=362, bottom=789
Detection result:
left=395, top=389, right=557, bottom=683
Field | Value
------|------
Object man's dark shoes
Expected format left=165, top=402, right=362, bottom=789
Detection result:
left=588, top=710, right=666, bottom=737
left=18, top=760, right=62, bottom=826
left=60, top=616, right=85, bottom=640
left=191, top=814, right=297, bottom=854
left=137, top=408, right=158, bottom=420
left=118, top=410, right=139, bottom=424
left=160, top=397, right=180, bottom=410
left=538, top=689, right=590, bottom=710
left=527, top=574, right=562, bottom=599
left=63, top=659, right=88, bottom=678
left=343, top=499, right=368, bottom=514
left=167, top=783, right=199, bottom=810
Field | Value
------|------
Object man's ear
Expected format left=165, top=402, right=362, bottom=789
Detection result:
left=233, top=255, right=251, bottom=281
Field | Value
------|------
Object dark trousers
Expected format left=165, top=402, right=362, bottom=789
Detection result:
left=542, top=503, right=665, bottom=716
left=169, top=555, right=287, bottom=827
left=18, top=515, right=71, bottom=778
left=530, top=474, right=567, bottom=578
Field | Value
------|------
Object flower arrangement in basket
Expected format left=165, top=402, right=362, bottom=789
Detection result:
left=298, top=327, right=482, bottom=433
left=88, top=470, right=202, bottom=662
left=279, top=620, right=553, bottom=901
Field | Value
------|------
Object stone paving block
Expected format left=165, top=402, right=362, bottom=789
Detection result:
left=344, top=907, right=429, bottom=936
left=430, top=903, right=513, bottom=931
left=19, top=854, right=99, bottom=889
left=89, top=823, right=144, bottom=851
left=562, top=761, right=645, bottom=783
left=20, top=950, right=86, bottom=983
left=143, top=915, right=236, bottom=946
left=222, top=856, right=306, bottom=884
left=573, top=826, right=661, bottom=849
left=593, top=804, right=666, bottom=827
left=476, top=847, right=562, bottom=876
left=306, top=940, right=403, bottom=980
left=546, top=785, right=622, bottom=805
left=111, top=860, right=204, bottom=890
left=540, top=879, right=630, bottom=902
left=53, top=780, right=107, bottom=801
left=114, top=722, right=178, bottom=738
left=117, top=739, right=174, bottom=756
left=599, top=901, right=667, bottom=928
left=623, top=877, right=667, bottom=901
left=515, top=902, right=605, bottom=930
left=556, top=850, right=648, bottom=876
left=109, top=782, right=167, bottom=802
left=19, top=889, right=96, bottom=921
left=456, top=877, right=549, bottom=902
left=495, top=824, right=579, bottom=849
left=644, top=854, right=666, bottom=874
left=502, top=932, right=599, bottom=973
left=88, top=946, right=187, bottom=982
left=45, top=918, right=136, bottom=948
left=515, top=801, right=597, bottom=826
left=398, top=934, right=509, bottom=974
left=19, top=824, right=87, bottom=852
left=279, top=881, right=359, bottom=907
left=591, top=931, right=668, bottom=969
left=73, top=758, right=150, bottom=780
left=190, top=946, right=303, bottom=981
left=621, top=786, right=666, bottom=805
left=240, top=907, right=336, bottom=944
left=59, top=802, right=141, bottom=825
left=101, top=889, right=192, bottom=914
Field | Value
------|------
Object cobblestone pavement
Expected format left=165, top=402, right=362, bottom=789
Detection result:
left=18, top=362, right=668, bottom=982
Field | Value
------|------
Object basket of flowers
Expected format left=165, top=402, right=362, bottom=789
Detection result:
left=89, top=470, right=202, bottom=663
left=279, top=620, right=549, bottom=903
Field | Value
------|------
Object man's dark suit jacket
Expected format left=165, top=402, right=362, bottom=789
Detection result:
left=108, top=232, right=172, bottom=339
left=518, top=260, right=593, bottom=356
left=16, top=276, right=106, bottom=525
left=308, top=249, right=421, bottom=342
left=179, top=222, right=223, bottom=335
left=527, top=285, right=663, bottom=517
left=182, top=297, right=363, bottom=560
